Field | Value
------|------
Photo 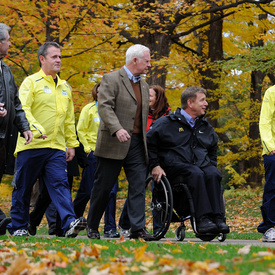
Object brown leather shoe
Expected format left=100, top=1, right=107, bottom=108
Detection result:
left=130, top=228, right=155, bottom=241
left=87, top=227, right=100, bottom=239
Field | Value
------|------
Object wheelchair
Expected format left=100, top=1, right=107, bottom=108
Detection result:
left=144, top=175, right=227, bottom=242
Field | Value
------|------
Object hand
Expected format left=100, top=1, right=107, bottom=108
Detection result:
left=270, top=150, right=275, bottom=155
left=0, top=103, right=7, bottom=117
left=23, top=130, right=33, bottom=145
left=66, top=148, right=75, bottom=161
left=151, top=165, right=166, bottom=183
left=116, top=129, right=130, bottom=143
left=38, top=134, right=47, bottom=140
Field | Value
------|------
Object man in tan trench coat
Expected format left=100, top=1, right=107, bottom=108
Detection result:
left=86, top=44, right=155, bottom=241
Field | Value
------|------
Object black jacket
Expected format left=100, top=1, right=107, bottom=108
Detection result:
left=147, top=108, right=218, bottom=171
left=0, top=60, right=30, bottom=139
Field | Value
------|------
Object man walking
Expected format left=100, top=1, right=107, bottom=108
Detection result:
left=0, top=23, right=32, bottom=235
left=86, top=44, right=155, bottom=241
left=257, top=84, right=275, bottom=242
left=7, top=41, right=86, bottom=237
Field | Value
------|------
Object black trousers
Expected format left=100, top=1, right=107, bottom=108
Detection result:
left=165, top=164, right=222, bottom=220
left=87, top=135, right=148, bottom=232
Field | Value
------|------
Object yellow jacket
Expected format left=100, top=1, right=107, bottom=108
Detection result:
left=259, top=85, right=275, bottom=156
left=77, top=102, right=99, bottom=153
left=15, top=69, right=79, bottom=155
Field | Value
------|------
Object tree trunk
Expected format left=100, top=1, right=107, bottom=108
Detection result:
left=46, top=0, right=60, bottom=43
left=199, top=12, right=223, bottom=129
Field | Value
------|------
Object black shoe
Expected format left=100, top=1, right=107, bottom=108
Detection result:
left=196, top=216, right=218, bottom=234
left=87, top=227, right=100, bottom=239
left=130, top=228, right=155, bottom=241
left=104, top=229, right=120, bottom=238
left=55, top=229, right=65, bottom=237
left=0, top=217, right=11, bottom=235
left=215, top=216, right=230, bottom=234
left=48, top=228, right=56, bottom=235
left=27, top=223, right=37, bottom=236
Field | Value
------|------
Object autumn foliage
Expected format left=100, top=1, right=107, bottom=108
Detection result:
left=1, top=0, right=275, bottom=187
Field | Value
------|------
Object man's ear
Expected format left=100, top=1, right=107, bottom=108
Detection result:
left=39, top=55, right=44, bottom=65
left=187, top=98, right=193, bottom=108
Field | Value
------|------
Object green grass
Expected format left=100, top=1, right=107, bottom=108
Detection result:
left=0, top=235, right=274, bottom=274
left=0, top=177, right=272, bottom=274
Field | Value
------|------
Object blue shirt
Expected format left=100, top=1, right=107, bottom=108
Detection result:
left=180, top=109, right=198, bottom=128
left=123, top=65, right=141, bottom=83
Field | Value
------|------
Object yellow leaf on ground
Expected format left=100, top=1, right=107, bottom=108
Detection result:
left=6, top=255, right=30, bottom=275
left=134, top=244, right=148, bottom=261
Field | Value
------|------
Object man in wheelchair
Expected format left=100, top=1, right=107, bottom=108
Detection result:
left=147, top=86, right=230, bottom=235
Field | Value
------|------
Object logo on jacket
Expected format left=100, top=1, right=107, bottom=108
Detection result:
left=44, top=86, right=52, bottom=93
left=179, top=127, right=184, bottom=132
left=61, top=90, right=68, bottom=96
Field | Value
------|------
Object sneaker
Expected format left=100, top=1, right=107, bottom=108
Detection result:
left=12, top=229, right=29, bottom=237
left=27, top=223, right=37, bottom=236
left=104, top=229, right=120, bottom=238
left=65, top=217, right=87, bottom=238
left=119, top=225, right=130, bottom=238
left=262, top=228, right=275, bottom=242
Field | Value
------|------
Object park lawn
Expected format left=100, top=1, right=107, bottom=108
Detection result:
left=0, top=235, right=275, bottom=274
left=0, top=176, right=273, bottom=274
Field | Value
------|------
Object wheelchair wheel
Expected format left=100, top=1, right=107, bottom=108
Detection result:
left=217, top=233, right=226, bottom=242
left=175, top=225, right=185, bottom=241
left=145, top=176, right=173, bottom=240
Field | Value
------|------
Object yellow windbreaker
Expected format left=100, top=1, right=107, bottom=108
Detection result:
left=15, top=69, right=79, bottom=155
left=77, top=102, right=100, bottom=153
left=259, top=85, right=275, bottom=156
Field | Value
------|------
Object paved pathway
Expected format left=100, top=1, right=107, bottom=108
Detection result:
left=36, top=235, right=275, bottom=247
left=158, top=238, right=275, bottom=248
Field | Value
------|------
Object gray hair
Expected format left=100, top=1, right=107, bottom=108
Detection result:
left=125, top=44, right=150, bottom=64
left=37, top=41, right=61, bottom=67
left=0, top=23, right=11, bottom=43
left=181, top=86, right=207, bottom=109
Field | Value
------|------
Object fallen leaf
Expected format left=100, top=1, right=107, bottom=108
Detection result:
left=238, top=245, right=251, bottom=255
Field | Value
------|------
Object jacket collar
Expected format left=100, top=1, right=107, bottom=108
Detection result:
left=171, top=108, right=207, bottom=124
left=38, top=69, right=65, bottom=86
left=120, top=67, right=140, bottom=101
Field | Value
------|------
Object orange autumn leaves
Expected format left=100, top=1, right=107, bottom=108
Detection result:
left=0, top=238, right=228, bottom=275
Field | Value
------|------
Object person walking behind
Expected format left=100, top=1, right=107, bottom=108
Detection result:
left=74, top=83, right=120, bottom=238
left=257, top=84, right=275, bottom=242
left=7, top=42, right=86, bottom=237
left=0, top=23, right=32, bottom=235
left=86, top=44, right=155, bottom=241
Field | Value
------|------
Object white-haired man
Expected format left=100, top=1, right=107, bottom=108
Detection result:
left=86, top=44, right=154, bottom=241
